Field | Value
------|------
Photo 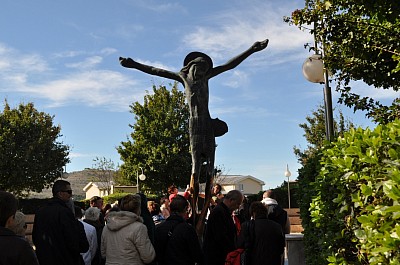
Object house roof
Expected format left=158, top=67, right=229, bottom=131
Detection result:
left=216, top=175, right=265, bottom=185
left=82, top=181, right=113, bottom=192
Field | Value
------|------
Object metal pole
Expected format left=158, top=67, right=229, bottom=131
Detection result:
left=323, top=69, right=334, bottom=142
left=287, top=177, right=291, bottom=209
left=314, top=22, right=334, bottom=142
left=136, top=170, right=139, bottom=193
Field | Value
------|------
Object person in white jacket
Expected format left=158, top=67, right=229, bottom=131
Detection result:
left=261, top=190, right=291, bottom=234
left=101, top=194, right=155, bottom=265
left=75, top=206, right=97, bottom=265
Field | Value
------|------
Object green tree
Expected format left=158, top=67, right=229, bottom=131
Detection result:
left=294, top=104, right=354, bottom=165
left=117, top=84, right=191, bottom=194
left=293, top=105, right=355, bottom=264
left=286, top=0, right=400, bottom=123
left=0, top=101, right=70, bottom=196
left=88, top=157, right=118, bottom=194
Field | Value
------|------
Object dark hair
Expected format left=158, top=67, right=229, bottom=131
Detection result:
left=160, top=197, right=169, bottom=205
left=170, top=195, right=188, bottom=214
left=249, top=201, right=268, bottom=219
left=0, top=191, right=18, bottom=227
left=168, top=185, right=177, bottom=194
left=214, top=184, right=222, bottom=193
left=120, top=194, right=141, bottom=215
left=74, top=206, right=83, bottom=219
left=52, top=179, right=71, bottom=197
left=224, top=190, right=243, bottom=202
left=90, top=196, right=102, bottom=205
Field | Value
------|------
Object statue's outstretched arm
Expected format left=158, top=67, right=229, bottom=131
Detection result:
left=210, top=39, right=269, bottom=78
left=119, top=57, right=181, bottom=82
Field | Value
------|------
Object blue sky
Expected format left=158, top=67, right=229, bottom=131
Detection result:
left=1, top=0, right=396, bottom=189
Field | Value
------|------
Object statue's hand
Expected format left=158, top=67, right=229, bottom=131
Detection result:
left=119, top=57, right=136, bottom=68
left=252, top=39, right=269, bottom=52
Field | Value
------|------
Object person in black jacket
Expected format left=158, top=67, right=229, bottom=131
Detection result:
left=32, top=180, right=89, bottom=265
left=155, top=195, right=203, bottom=265
left=237, top=201, right=285, bottom=265
left=203, top=190, right=244, bottom=265
left=0, top=191, right=39, bottom=265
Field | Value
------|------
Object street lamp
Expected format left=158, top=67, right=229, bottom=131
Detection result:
left=302, top=30, right=334, bottom=142
left=136, top=167, right=146, bottom=193
left=285, top=164, right=292, bottom=209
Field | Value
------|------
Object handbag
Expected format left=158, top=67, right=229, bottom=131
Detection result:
left=225, top=220, right=255, bottom=265
left=225, top=248, right=246, bottom=265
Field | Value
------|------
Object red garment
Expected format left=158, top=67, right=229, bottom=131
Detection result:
left=169, top=191, right=190, bottom=202
left=233, top=215, right=241, bottom=235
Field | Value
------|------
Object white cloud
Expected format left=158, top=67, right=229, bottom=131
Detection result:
left=22, top=70, right=143, bottom=111
left=0, top=43, right=49, bottom=74
left=181, top=2, right=311, bottom=65
left=221, top=70, right=249, bottom=89
left=65, top=56, right=103, bottom=69
left=349, top=81, right=399, bottom=100
left=0, top=43, right=146, bottom=111
left=69, top=152, right=94, bottom=158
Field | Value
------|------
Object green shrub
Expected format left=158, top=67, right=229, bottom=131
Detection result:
left=304, top=119, right=400, bottom=264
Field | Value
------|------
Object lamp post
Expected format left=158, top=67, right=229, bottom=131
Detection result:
left=285, top=164, right=292, bottom=209
left=302, top=29, right=334, bottom=142
left=136, top=167, right=146, bottom=193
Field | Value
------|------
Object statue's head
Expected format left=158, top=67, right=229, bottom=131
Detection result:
left=183, top=52, right=213, bottom=73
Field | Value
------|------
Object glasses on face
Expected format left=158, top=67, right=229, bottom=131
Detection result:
left=61, top=190, right=73, bottom=195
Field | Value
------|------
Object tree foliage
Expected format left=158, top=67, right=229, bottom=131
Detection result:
left=0, top=101, right=70, bottom=196
left=286, top=0, right=400, bottom=123
left=88, top=157, right=118, bottom=194
left=308, top=120, right=400, bottom=264
left=117, top=84, right=191, bottom=194
left=294, top=104, right=354, bottom=165
left=294, top=105, right=355, bottom=264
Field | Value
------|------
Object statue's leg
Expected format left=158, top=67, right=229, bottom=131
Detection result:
left=189, top=132, right=202, bottom=227
left=195, top=136, right=216, bottom=238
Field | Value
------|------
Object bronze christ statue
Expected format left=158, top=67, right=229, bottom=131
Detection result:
left=120, top=38, right=269, bottom=232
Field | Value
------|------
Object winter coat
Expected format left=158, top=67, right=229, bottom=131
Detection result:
left=154, top=214, right=203, bottom=265
left=32, top=197, right=89, bottom=265
left=83, top=219, right=104, bottom=265
left=237, top=218, right=285, bottom=265
left=101, top=211, right=155, bottom=265
left=203, top=202, right=237, bottom=265
left=0, top=227, right=39, bottom=265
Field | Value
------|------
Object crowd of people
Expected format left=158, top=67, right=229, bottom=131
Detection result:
left=0, top=180, right=290, bottom=265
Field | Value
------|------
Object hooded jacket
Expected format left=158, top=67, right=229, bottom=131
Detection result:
left=101, top=211, right=155, bottom=265
left=261, top=198, right=290, bottom=234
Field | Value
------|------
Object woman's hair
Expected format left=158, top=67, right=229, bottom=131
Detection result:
left=170, top=195, right=188, bottom=214
left=168, top=185, right=177, bottom=194
left=0, top=191, right=18, bottom=227
left=249, top=201, right=268, bottom=219
left=84, top=207, right=101, bottom=221
left=120, top=194, right=141, bottom=215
